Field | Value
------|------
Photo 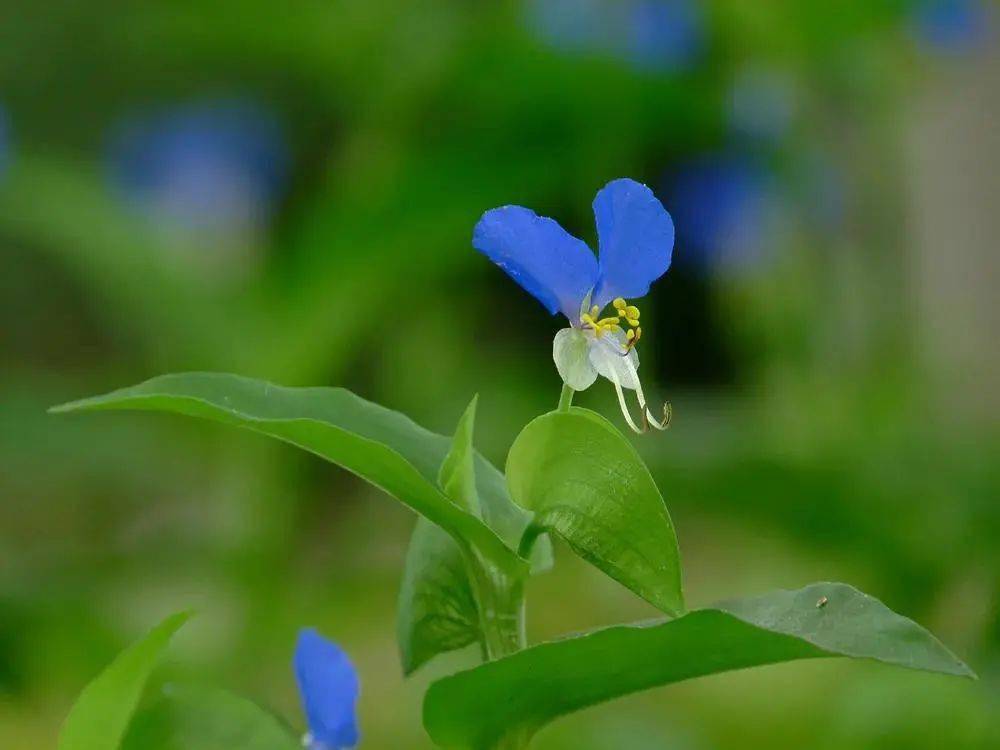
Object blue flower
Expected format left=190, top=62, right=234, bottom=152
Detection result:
left=729, top=67, right=798, bottom=143
left=0, top=104, right=10, bottom=178
left=664, top=155, right=776, bottom=273
left=526, top=0, right=606, bottom=52
left=107, top=99, right=288, bottom=238
left=526, top=0, right=704, bottom=73
left=474, top=178, right=673, bottom=432
left=623, top=0, right=704, bottom=72
left=294, top=628, right=360, bottom=750
left=911, top=0, right=990, bottom=56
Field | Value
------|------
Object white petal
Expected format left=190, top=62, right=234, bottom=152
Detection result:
left=553, top=327, right=599, bottom=391
left=588, top=328, right=640, bottom=390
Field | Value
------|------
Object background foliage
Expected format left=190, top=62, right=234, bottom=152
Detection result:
left=2, top=1, right=998, bottom=747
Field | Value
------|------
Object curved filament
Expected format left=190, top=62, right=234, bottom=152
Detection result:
left=598, top=347, right=647, bottom=434
left=619, top=347, right=671, bottom=432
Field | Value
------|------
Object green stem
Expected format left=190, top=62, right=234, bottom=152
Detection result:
left=462, top=547, right=526, bottom=661
left=557, top=383, right=574, bottom=412
left=517, top=522, right=545, bottom=561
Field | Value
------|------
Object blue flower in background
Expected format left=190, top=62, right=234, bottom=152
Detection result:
left=294, top=628, right=360, bottom=750
left=527, top=0, right=605, bottom=51
left=624, top=0, right=704, bottom=72
left=475, top=178, right=674, bottom=433
left=527, top=0, right=704, bottom=72
left=664, top=155, right=777, bottom=273
left=729, top=67, right=798, bottom=144
left=108, top=99, right=288, bottom=238
left=798, top=150, right=847, bottom=233
left=911, top=0, right=990, bottom=55
left=0, top=105, right=10, bottom=178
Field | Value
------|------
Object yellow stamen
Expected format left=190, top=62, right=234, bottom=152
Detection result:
left=582, top=298, right=646, bottom=341
left=580, top=312, right=616, bottom=338
left=625, top=326, right=642, bottom=350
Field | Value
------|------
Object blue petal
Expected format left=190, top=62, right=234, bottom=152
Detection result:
left=474, top=205, right=598, bottom=319
left=294, top=629, right=359, bottom=749
left=590, top=178, right=674, bottom=310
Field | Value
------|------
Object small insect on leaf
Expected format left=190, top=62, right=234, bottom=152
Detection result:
left=816, top=596, right=829, bottom=608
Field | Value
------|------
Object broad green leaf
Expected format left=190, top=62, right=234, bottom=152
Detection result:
left=51, top=373, right=528, bottom=577
left=122, top=683, right=300, bottom=750
left=399, top=397, right=482, bottom=675
left=400, top=396, right=526, bottom=674
left=506, top=407, right=683, bottom=616
left=59, top=611, right=191, bottom=750
left=397, top=518, right=481, bottom=675
left=424, top=583, right=974, bottom=750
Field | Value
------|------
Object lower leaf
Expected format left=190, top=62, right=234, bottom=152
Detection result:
left=59, top=611, right=191, bottom=750
left=423, top=582, right=974, bottom=750
left=397, top=519, right=481, bottom=675
left=123, top=683, right=300, bottom=750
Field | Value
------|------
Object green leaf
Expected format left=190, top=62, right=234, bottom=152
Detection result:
left=51, top=373, right=527, bottom=577
left=505, top=407, right=683, bottom=616
left=400, top=396, right=527, bottom=674
left=424, top=583, right=974, bottom=750
left=397, top=518, right=481, bottom=675
left=122, top=683, right=300, bottom=750
left=59, top=611, right=191, bottom=750
left=399, top=397, right=482, bottom=675
left=438, top=395, right=481, bottom=517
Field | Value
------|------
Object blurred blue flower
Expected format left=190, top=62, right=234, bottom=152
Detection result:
left=623, top=0, right=704, bottom=71
left=911, top=0, right=990, bottom=55
left=294, top=628, right=360, bottom=750
left=729, top=68, right=798, bottom=143
left=527, top=0, right=704, bottom=72
left=0, top=105, right=10, bottom=178
left=527, top=0, right=605, bottom=51
left=664, top=155, right=777, bottom=273
left=798, top=151, right=847, bottom=233
left=108, top=99, right=288, bottom=237
left=474, top=178, right=674, bottom=432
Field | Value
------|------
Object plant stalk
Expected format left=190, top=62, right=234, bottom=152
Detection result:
left=462, top=547, right=526, bottom=661
left=557, top=383, right=574, bottom=412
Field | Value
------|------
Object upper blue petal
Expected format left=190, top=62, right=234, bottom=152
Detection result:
left=294, top=628, right=360, bottom=749
left=473, top=205, right=599, bottom=319
left=590, top=178, right=674, bottom=310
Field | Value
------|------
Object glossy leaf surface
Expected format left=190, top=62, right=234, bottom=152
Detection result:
left=123, top=683, right=300, bottom=750
left=424, top=583, right=974, bottom=750
left=59, top=612, right=191, bottom=750
left=506, top=407, right=683, bottom=615
left=53, top=373, right=530, bottom=576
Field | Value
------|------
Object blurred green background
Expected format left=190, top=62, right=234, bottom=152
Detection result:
left=2, top=1, right=998, bottom=747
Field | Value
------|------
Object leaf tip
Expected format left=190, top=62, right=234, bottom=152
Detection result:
left=48, top=401, right=79, bottom=414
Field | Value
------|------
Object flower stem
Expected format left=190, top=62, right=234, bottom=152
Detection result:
left=461, top=546, right=526, bottom=662
left=557, top=383, right=574, bottom=412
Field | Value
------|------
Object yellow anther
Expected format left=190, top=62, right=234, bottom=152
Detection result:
left=583, top=299, right=646, bottom=343
left=625, top=326, right=642, bottom=350
left=580, top=312, right=605, bottom=337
